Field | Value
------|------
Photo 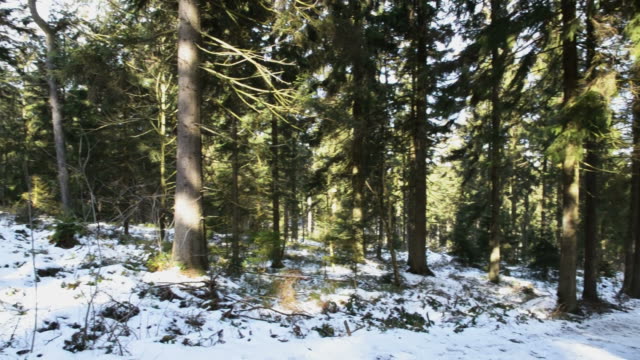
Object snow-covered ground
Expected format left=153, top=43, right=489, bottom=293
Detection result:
left=0, top=212, right=639, bottom=359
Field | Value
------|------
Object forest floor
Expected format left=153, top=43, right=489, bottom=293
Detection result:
left=0, top=212, right=639, bottom=359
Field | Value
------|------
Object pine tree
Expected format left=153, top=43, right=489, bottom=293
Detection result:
left=172, top=0, right=208, bottom=273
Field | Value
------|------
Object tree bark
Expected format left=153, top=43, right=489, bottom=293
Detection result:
left=306, top=196, right=313, bottom=237
left=541, top=156, right=548, bottom=239
left=172, top=0, right=208, bottom=273
left=488, top=0, right=505, bottom=284
left=583, top=139, right=599, bottom=301
left=582, top=0, right=600, bottom=302
left=406, top=0, right=433, bottom=276
left=558, top=0, right=579, bottom=312
left=630, top=67, right=640, bottom=298
left=28, top=0, right=72, bottom=215
left=158, top=73, right=169, bottom=249
left=271, top=116, right=284, bottom=268
left=230, top=115, right=241, bottom=272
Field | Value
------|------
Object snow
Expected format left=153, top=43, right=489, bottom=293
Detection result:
left=1, top=212, right=639, bottom=359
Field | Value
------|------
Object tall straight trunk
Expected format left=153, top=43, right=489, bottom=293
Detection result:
left=630, top=67, right=640, bottom=297
left=488, top=0, right=505, bottom=283
left=172, top=0, right=207, bottom=273
left=522, top=192, right=530, bottom=262
left=558, top=0, right=579, bottom=312
left=1, top=151, right=6, bottom=205
left=158, top=75, right=169, bottom=248
left=307, top=196, right=313, bottom=237
left=556, top=176, right=563, bottom=243
left=377, top=155, right=385, bottom=260
left=541, top=157, right=548, bottom=238
left=230, top=115, right=241, bottom=272
left=28, top=0, right=71, bottom=214
left=583, top=139, right=599, bottom=301
left=582, top=0, right=600, bottom=302
left=289, top=139, right=300, bottom=242
left=625, top=68, right=640, bottom=295
left=271, top=116, right=284, bottom=268
left=351, top=78, right=366, bottom=263
left=283, top=204, right=290, bottom=245
left=407, top=0, right=433, bottom=276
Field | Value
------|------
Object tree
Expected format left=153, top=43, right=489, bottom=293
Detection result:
left=558, top=0, right=579, bottom=313
left=28, top=0, right=72, bottom=214
left=406, top=0, right=435, bottom=276
left=487, top=0, right=507, bottom=283
left=172, top=0, right=208, bottom=273
left=582, top=0, right=600, bottom=302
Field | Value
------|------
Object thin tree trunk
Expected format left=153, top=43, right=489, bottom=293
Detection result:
left=352, top=93, right=366, bottom=263
left=583, top=139, right=599, bottom=301
left=158, top=73, right=169, bottom=248
left=488, top=0, right=505, bottom=283
left=306, top=196, right=313, bottom=238
left=271, top=116, right=284, bottom=268
left=625, top=68, right=640, bottom=295
left=290, top=138, right=300, bottom=242
left=230, top=115, right=241, bottom=272
left=630, top=66, right=640, bottom=297
left=541, top=156, right=548, bottom=239
left=28, top=0, right=71, bottom=214
left=582, top=0, right=600, bottom=302
left=558, top=0, right=579, bottom=313
left=556, top=177, right=563, bottom=244
left=172, top=0, right=207, bottom=273
left=522, top=192, right=530, bottom=262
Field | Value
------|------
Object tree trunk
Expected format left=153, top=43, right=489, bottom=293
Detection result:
left=582, top=0, right=600, bottom=302
left=28, top=0, right=72, bottom=215
left=158, top=74, right=169, bottom=249
left=306, top=196, right=313, bottom=238
left=583, top=139, right=599, bottom=301
left=488, top=0, right=505, bottom=284
left=271, top=116, right=284, bottom=268
left=625, top=67, right=640, bottom=295
left=172, top=0, right=208, bottom=273
left=630, top=67, right=640, bottom=298
left=406, top=0, right=433, bottom=276
left=522, top=192, right=530, bottom=263
left=558, top=0, right=579, bottom=313
left=541, top=156, right=548, bottom=239
left=351, top=88, right=366, bottom=262
left=230, top=115, right=241, bottom=272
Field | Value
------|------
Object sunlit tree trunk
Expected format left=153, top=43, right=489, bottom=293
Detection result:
left=558, top=0, right=579, bottom=312
left=28, top=0, right=71, bottom=214
left=158, top=73, right=170, bottom=248
left=172, top=0, right=208, bottom=273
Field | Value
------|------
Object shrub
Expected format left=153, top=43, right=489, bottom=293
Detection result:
left=146, top=252, right=173, bottom=272
left=50, top=219, right=83, bottom=249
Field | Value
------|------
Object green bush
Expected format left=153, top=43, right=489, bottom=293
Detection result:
left=50, top=219, right=83, bottom=249
left=246, top=231, right=280, bottom=267
left=146, top=252, right=173, bottom=272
